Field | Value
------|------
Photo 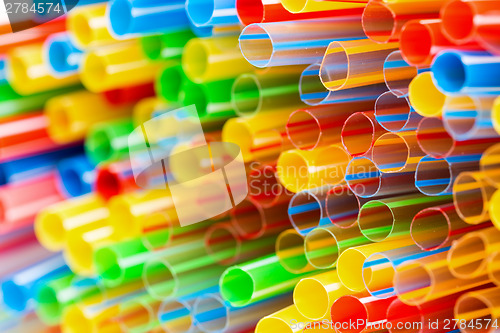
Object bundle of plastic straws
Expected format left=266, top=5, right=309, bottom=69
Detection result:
left=2, top=0, right=500, bottom=332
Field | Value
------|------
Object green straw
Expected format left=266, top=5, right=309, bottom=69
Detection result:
left=143, top=237, right=225, bottom=301
left=117, top=293, right=161, bottom=333
left=141, top=30, right=196, bottom=61
left=85, top=118, right=134, bottom=164
left=358, top=194, right=453, bottom=242
left=94, top=237, right=151, bottom=287
left=95, top=221, right=213, bottom=288
left=0, top=84, right=78, bottom=119
left=35, top=274, right=101, bottom=325
left=155, top=64, right=186, bottom=103
left=220, top=254, right=317, bottom=307
left=180, top=78, right=236, bottom=124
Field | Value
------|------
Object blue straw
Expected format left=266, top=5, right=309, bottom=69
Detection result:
left=0, top=146, right=83, bottom=186
left=46, top=33, right=83, bottom=76
left=432, top=50, right=500, bottom=94
left=186, top=0, right=239, bottom=27
left=1, top=254, right=71, bottom=312
left=108, top=0, right=191, bottom=36
left=57, top=154, right=96, bottom=197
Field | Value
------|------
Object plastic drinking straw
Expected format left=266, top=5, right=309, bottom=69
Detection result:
left=194, top=293, right=291, bottom=333
left=488, top=251, right=500, bottom=286
left=222, top=110, right=293, bottom=162
left=415, top=154, right=483, bottom=196
left=186, top=0, right=240, bottom=27
left=108, top=0, right=190, bottom=36
left=455, top=286, right=500, bottom=333
left=182, top=36, right=253, bottom=84
left=362, top=245, right=451, bottom=300
left=336, top=238, right=414, bottom=292
left=447, top=227, right=500, bottom=279
left=57, top=154, right=96, bottom=197
left=220, top=254, right=315, bottom=307
left=67, top=4, right=118, bottom=48
left=383, top=50, right=421, bottom=98
left=46, top=90, right=133, bottom=144
left=143, top=247, right=225, bottom=301
left=1, top=253, right=71, bottom=312
left=441, top=0, right=500, bottom=52
left=320, top=40, right=399, bottom=91
left=95, top=160, right=138, bottom=199
left=325, top=184, right=364, bottom=229
left=0, top=227, right=54, bottom=278
left=287, top=104, right=369, bottom=151
left=361, top=0, right=442, bottom=43
left=277, top=145, right=351, bottom=193
left=492, top=96, right=500, bottom=135
left=0, top=83, right=77, bottom=119
left=249, top=128, right=296, bottom=163
left=45, top=33, right=83, bottom=76
left=411, top=203, right=489, bottom=252
left=491, top=190, right=500, bottom=230
left=453, top=171, right=496, bottom=225
left=400, top=19, right=478, bottom=67
left=34, top=194, right=108, bottom=251
left=84, top=118, right=134, bottom=164
left=35, top=274, right=98, bottom=325
left=0, top=144, right=83, bottom=185
left=239, top=17, right=366, bottom=68
left=141, top=30, right=195, bottom=61
left=341, top=111, right=386, bottom=158
left=417, top=117, right=456, bottom=158
left=256, top=305, right=312, bottom=333
left=81, top=41, right=162, bottom=93
left=293, top=270, right=352, bottom=320
left=7, top=43, right=79, bottom=96
left=94, top=223, right=211, bottom=286
left=133, top=97, right=170, bottom=127
left=304, top=224, right=370, bottom=270
left=374, top=92, right=422, bottom=132
left=107, top=189, right=177, bottom=242
left=156, top=64, right=187, bottom=103
left=0, top=173, right=65, bottom=234
left=299, top=63, right=388, bottom=107
left=276, top=229, right=315, bottom=274
left=394, top=251, right=491, bottom=306
left=372, top=131, right=425, bottom=173
left=158, top=298, right=203, bottom=333
left=480, top=142, right=500, bottom=187
left=206, top=223, right=276, bottom=266
left=330, top=295, right=395, bottom=333
left=280, top=0, right=364, bottom=14
left=358, top=194, right=452, bottom=242
left=103, top=83, right=156, bottom=107
left=248, top=162, right=292, bottom=208
left=417, top=117, right=500, bottom=159
left=61, top=283, right=146, bottom=333
left=432, top=51, right=500, bottom=94
left=231, top=67, right=304, bottom=117
left=345, top=156, right=416, bottom=199
left=180, top=79, right=236, bottom=122
left=116, top=294, right=162, bottom=333
left=408, top=72, right=445, bottom=118
left=236, top=0, right=363, bottom=25
left=287, top=186, right=330, bottom=236
left=64, top=223, right=118, bottom=276
left=387, top=294, right=467, bottom=333
left=0, top=18, right=66, bottom=53
left=230, top=196, right=289, bottom=239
